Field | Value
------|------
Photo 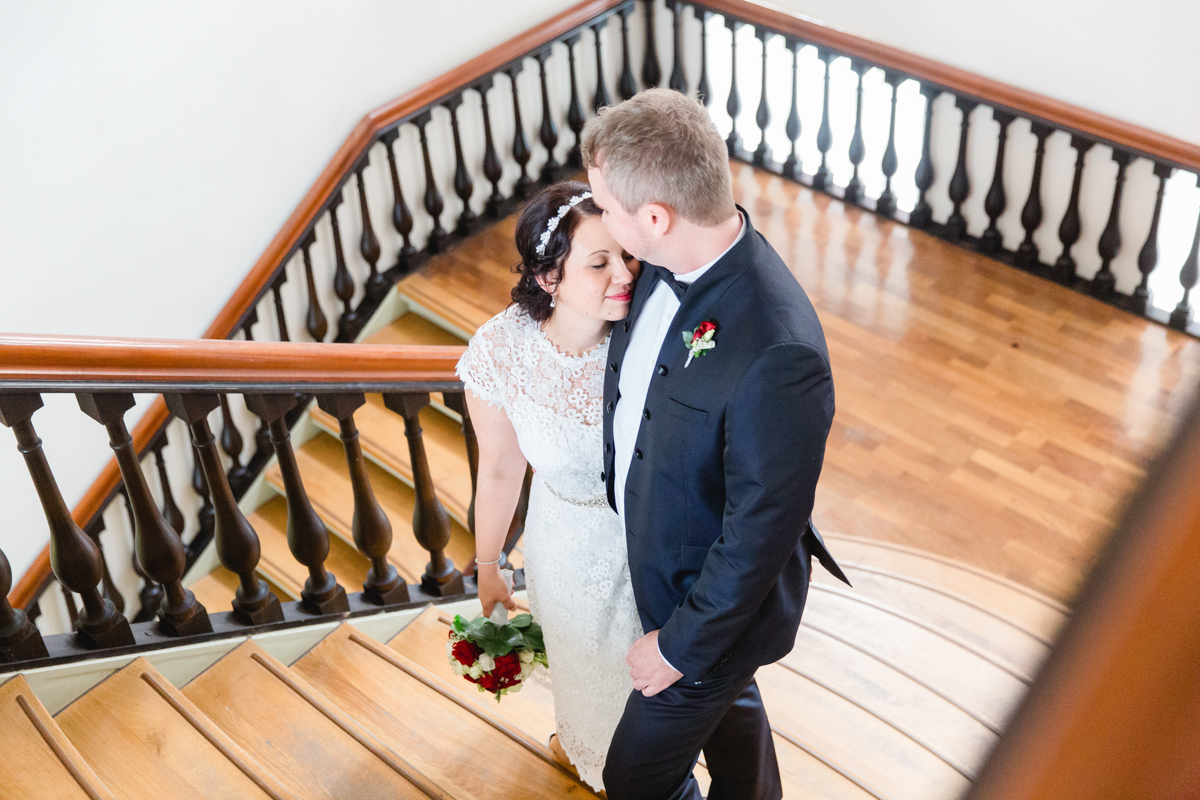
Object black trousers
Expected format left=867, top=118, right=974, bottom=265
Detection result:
left=603, top=667, right=783, bottom=800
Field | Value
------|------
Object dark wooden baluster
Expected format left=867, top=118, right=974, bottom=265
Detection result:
left=218, top=394, right=251, bottom=490
left=668, top=0, right=687, bottom=93
left=119, top=490, right=162, bottom=624
left=413, top=111, right=448, bottom=253
left=1016, top=122, right=1053, bottom=270
left=725, top=18, right=744, bottom=157
left=475, top=78, right=506, bottom=218
left=0, top=394, right=135, bottom=648
left=505, top=65, right=536, bottom=200
left=945, top=97, right=979, bottom=239
left=534, top=49, right=561, bottom=185
left=1092, top=149, right=1134, bottom=298
left=617, top=6, right=638, bottom=101
left=380, top=128, right=418, bottom=269
left=877, top=71, right=903, bottom=218
left=79, top=393, right=211, bottom=636
left=642, top=0, right=661, bottom=88
left=316, top=394, right=409, bottom=605
left=271, top=276, right=290, bottom=342
left=442, top=94, right=477, bottom=236
left=383, top=393, right=464, bottom=597
left=84, top=513, right=124, bottom=616
left=753, top=27, right=774, bottom=168
left=246, top=394, right=349, bottom=615
left=61, top=583, right=79, bottom=629
left=590, top=21, right=612, bottom=112
left=1169, top=207, right=1200, bottom=331
left=695, top=8, right=712, bottom=106
left=1052, top=135, right=1096, bottom=284
left=565, top=34, right=586, bottom=169
left=981, top=109, right=1017, bottom=252
left=239, top=310, right=273, bottom=461
left=441, top=393, right=478, bottom=538
left=504, top=467, right=535, bottom=562
left=781, top=38, right=803, bottom=181
left=354, top=159, right=387, bottom=301
left=910, top=84, right=940, bottom=228
left=0, top=543, right=48, bottom=662
left=189, top=442, right=215, bottom=560
left=153, top=438, right=186, bottom=537
left=844, top=60, right=869, bottom=204
left=299, top=229, right=328, bottom=342
left=328, top=190, right=358, bottom=340
left=1133, top=163, right=1174, bottom=313
left=812, top=50, right=835, bottom=191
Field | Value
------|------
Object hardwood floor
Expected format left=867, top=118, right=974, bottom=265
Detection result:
left=399, top=163, right=1200, bottom=604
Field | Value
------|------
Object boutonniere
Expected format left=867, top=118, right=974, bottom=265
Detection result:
left=682, top=320, right=717, bottom=368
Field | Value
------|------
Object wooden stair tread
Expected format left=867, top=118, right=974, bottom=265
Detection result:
left=757, top=662, right=970, bottom=800
left=248, top=494, right=371, bottom=599
left=266, top=432, right=473, bottom=585
left=773, top=732, right=876, bottom=800
left=182, top=640, right=436, bottom=800
left=294, top=623, right=594, bottom=798
left=55, top=657, right=291, bottom=800
left=0, top=674, right=114, bottom=800
left=309, top=395, right=474, bottom=531
left=362, top=311, right=467, bottom=348
left=189, top=565, right=294, bottom=607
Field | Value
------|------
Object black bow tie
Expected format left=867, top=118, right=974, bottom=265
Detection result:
left=653, top=264, right=689, bottom=300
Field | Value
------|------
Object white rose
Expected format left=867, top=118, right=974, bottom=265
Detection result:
left=453, top=662, right=467, bottom=676
left=468, top=665, right=483, bottom=679
left=507, top=683, right=523, bottom=695
left=478, top=654, right=495, bottom=672
left=519, top=649, right=536, bottom=664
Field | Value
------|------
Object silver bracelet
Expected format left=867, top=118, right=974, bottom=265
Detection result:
left=475, top=555, right=502, bottom=566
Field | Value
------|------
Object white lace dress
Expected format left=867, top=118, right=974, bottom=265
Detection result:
left=457, top=305, right=644, bottom=791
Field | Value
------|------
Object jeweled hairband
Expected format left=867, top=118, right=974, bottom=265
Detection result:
left=534, top=191, right=592, bottom=256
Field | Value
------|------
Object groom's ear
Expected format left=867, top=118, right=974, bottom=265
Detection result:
left=643, top=202, right=673, bottom=238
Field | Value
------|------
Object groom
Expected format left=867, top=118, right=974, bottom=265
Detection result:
left=584, top=89, right=849, bottom=800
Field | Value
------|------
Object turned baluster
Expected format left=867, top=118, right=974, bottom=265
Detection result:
left=354, top=159, right=387, bottom=301
left=239, top=310, right=273, bottom=461
left=442, top=392, right=479, bottom=537
left=945, top=98, right=978, bottom=240
left=812, top=50, right=835, bottom=191
left=844, top=60, right=869, bottom=204
left=61, top=584, right=79, bottom=629
left=1169, top=204, right=1200, bottom=331
left=534, top=49, right=561, bottom=185
left=84, top=513, right=124, bottom=616
left=981, top=110, right=1016, bottom=252
left=877, top=71, right=902, bottom=218
left=642, top=0, right=661, bottom=89
left=1133, top=163, right=1173, bottom=313
left=1091, top=149, right=1134, bottom=298
left=505, top=65, right=536, bottom=200
left=696, top=8, right=712, bottom=106
left=383, top=393, right=464, bottom=597
left=246, top=394, right=349, bottom=614
left=316, top=394, right=409, bottom=605
left=328, top=190, right=358, bottom=340
left=218, top=394, right=251, bottom=489
left=80, top=393, right=212, bottom=636
left=668, top=0, right=687, bottom=93
left=910, top=84, right=940, bottom=228
left=380, top=128, right=419, bottom=269
left=442, top=94, right=478, bottom=236
left=781, top=38, right=803, bottom=181
left=475, top=78, right=506, bottom=218
left=119, top=491, right=162, bottom=624
left=271, top=275, right=291, bottom=342
left=725, top=18, right=744, bottom=157
left=1052, top=135, right=1095, bottom=284
left=153, top=438, right=185, bottom=537
left=189, top=443, right=215, bottom=560
left=590, top=21, right=612, bottom=112
left=413, top=111, right=448, bottom=253
left=753, top=27, right=774, bottom=168
left=565, top=34, right=586, bottom=169
left=617, top=6, right=638, bottom=101
left=0, top=394, right=135, bottom=648
left=299, top=230, right=329, bottom=342
left=166, top=393, right=283, bottom=625
left=1016, top=122, right=1053, bottom=270
left=0, top=544, right=48, bottom=662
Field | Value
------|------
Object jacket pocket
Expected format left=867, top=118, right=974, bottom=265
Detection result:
left=666, top=398, right=708, bottom=425
left=680, top=544, right=710, bottom=571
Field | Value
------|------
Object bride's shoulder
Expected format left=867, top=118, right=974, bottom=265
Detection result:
left=471, top=305, right=535, bottom=346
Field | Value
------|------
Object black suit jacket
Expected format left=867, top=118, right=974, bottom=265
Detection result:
left=602, top=207, right=846, bottom=684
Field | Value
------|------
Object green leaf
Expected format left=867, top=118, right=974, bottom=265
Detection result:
left=509, top=613, right=533, bottom=629
left=452, top=615, right=467, bottom=634
left=682, top=331, right=693, bottom=346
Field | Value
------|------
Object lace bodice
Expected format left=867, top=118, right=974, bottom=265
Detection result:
left=457, top=305, right=609, bottom=501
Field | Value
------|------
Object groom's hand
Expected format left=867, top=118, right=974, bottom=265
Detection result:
left=627, top=630, right=683, bottom=697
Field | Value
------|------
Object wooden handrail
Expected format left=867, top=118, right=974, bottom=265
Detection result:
left=699, top=0, right=1200, bottom=172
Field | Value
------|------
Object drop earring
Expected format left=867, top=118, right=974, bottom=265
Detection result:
left=550, top=294, right=556, bottom=308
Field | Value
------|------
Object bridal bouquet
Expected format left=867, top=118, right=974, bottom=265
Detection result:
left=447, top=608, right=548, bottom=701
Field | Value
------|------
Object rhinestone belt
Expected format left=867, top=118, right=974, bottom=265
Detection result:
left=544, top=482, right=611, bottom=509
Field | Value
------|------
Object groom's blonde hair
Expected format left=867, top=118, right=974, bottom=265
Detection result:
left=581, top=88, right=736, bottom=227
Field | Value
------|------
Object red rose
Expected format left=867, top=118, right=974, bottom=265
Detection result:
left=493, top=653, right=522, bottom=680
left=451, top=639, right=482, bottom=666
left=478, top=672, right=500, bottom=692
left=692, top=321, right=717, bottom=343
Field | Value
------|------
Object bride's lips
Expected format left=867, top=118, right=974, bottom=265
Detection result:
left=607, top=292, right=632, bottom=302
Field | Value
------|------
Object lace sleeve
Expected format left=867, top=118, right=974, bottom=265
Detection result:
left=456, top=309, right=524, bottom=411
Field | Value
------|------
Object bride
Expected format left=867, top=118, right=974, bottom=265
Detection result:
left=456, top=180, right=642, bottom=792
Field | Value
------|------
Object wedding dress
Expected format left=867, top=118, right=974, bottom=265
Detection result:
left=457, top=305, right=644, bottom=792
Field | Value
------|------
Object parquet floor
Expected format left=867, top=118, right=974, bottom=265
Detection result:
left=401, top=163, right=1200, bottom=604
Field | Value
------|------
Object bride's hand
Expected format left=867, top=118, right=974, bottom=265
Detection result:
left=477, top=562, right=518, bottom=618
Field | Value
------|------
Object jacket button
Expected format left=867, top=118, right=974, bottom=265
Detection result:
left=610, top=362, right=619, bottom=373
left=657, top=365, right=668, bottom=376
left=606, top=401, right=614, bottom=413
left=634, top=449, right=643, bottom=459
left=624, top=321, right=630, bottom=332
left=600, top=471, right=606, bottom=481
left=642, top=408, right=651, bottom=420
left=605, top=442, right=612, bottom=453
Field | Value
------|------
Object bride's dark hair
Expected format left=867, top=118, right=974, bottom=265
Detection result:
left=511, top=181, right=601, bottom=322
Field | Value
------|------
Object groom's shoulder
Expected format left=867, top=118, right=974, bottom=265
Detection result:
left=729, top=232, right=827, bottom=356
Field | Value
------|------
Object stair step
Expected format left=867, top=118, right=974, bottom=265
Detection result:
left=249, top=494, right=372, bottom=599
left=183, top=640, right=443, bottom=800
left=55, top=657, right=291, bottom=800
left=0, top=674, right=115, bottom=800
left=773, top=733, right=875, bottom=800
left=266, top=432, right=473, bottom=585
left=190, top=566, right=293, bottom=610
left=309, top=395, right=474, bottom=533
left=294, top=623, right=595, bottom=798
left=362, top=310, right=468, bottom=348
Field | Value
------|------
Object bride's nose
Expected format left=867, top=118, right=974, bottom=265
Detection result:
left=612, top=257, right=634, bottom=286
